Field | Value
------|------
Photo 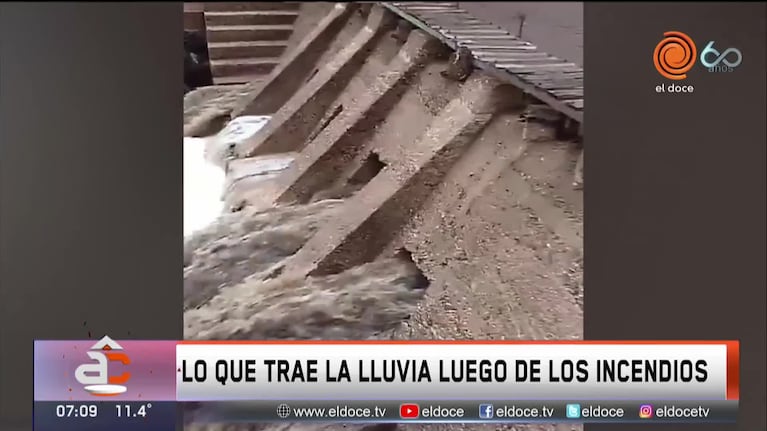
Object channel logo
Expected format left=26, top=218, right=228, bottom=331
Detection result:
left=479, top=404, right=494, bottom=419
left=653, top=31, right=743, bottom=80
left=565, top=404, right=581, bottom=419
left=74, top=336, right=131, bottom=396
left=639, top=404, right=654, bottom=419
left=653, top=31, right=697, bottom=80
left=400, top=403, right=420, bottom=419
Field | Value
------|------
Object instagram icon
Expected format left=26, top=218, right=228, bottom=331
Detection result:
left=638, top=405, right=654, bottom=419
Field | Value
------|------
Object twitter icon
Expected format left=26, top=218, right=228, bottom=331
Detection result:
left=566, top=404, right=581, bottom=419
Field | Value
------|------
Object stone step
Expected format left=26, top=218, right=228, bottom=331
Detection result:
left=208, top=40, right=288, bottom=60
left=184, top=11, right=205, bottom=32
left=204, top=2, right=301, bottom=12
left=210, top=57, right=280, bottom=77
left=206, top=24, right=294, bottom=43
left=205, top=10, right=299, bottom=26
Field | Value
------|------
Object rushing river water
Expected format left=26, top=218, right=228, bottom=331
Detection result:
left=184, top=136, right=227, bottom=237
left=182, top=110, right=429, bottom=430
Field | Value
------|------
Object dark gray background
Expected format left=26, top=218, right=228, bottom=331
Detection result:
left=584, top=2, right=766, bottom=431
left=0, top=3, right=183, bottom=430
left=1, top=2, right=764, bottom=431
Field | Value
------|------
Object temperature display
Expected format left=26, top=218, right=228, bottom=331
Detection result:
left=115, top=403, right=153, bottom=418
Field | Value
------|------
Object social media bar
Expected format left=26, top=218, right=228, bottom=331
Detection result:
left=166, top=400, right=737, bottom=423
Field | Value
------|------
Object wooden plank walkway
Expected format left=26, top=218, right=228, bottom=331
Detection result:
left=381, top=2, right=583, bottom=124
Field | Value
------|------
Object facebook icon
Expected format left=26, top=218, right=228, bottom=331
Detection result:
left=479, top=404, right=494, bottom=419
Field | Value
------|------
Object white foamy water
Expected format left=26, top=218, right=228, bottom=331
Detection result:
left=184, top=136, right=227, bottom=237
left=184, top=116, right=273, bottom=238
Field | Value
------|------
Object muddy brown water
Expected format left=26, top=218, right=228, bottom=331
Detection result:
left=184, top=199, right=430, bottom=341
left=183, top=199, right=431, bottom=430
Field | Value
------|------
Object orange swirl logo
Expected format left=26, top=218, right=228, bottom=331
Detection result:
left=653, top=31, right=697, bottom=80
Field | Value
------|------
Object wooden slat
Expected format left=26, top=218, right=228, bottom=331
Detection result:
left=380, top=2, right=585, bottom=122
left=501, top=64, right=580, bottom=73
left=527, top=80, right=584, bottom=91
left=528, top=71, right=584, bottom=79
left=549, top=89, right=584, bottom=99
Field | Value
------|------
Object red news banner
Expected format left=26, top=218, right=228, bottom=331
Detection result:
left=34, top=339, right=739, bottom=425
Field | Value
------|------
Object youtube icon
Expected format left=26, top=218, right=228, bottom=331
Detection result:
left=399, top=403, right=420, bottom=419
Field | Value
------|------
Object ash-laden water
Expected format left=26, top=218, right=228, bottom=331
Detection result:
left=184, top=199, right=346, bottom=311
left=184, top=199, right=429, bottom=430
left=186, top=254, right=429, bottom=340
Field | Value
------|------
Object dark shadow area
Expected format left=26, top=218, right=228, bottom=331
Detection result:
left=393, top=247, right=430, bottom=291
left=184, top=30, right=213, bottom=92
left=348, top=151, right=386, bottom=187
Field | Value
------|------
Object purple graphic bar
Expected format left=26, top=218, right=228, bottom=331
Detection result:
left=34, top=339, right=177, bottom=401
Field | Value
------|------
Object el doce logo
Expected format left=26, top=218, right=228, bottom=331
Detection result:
left=653, top=31, right=697, bottom=80
left=654, top=31, right=742, bottom=80
left=74, top=336, right=131, bottom=396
